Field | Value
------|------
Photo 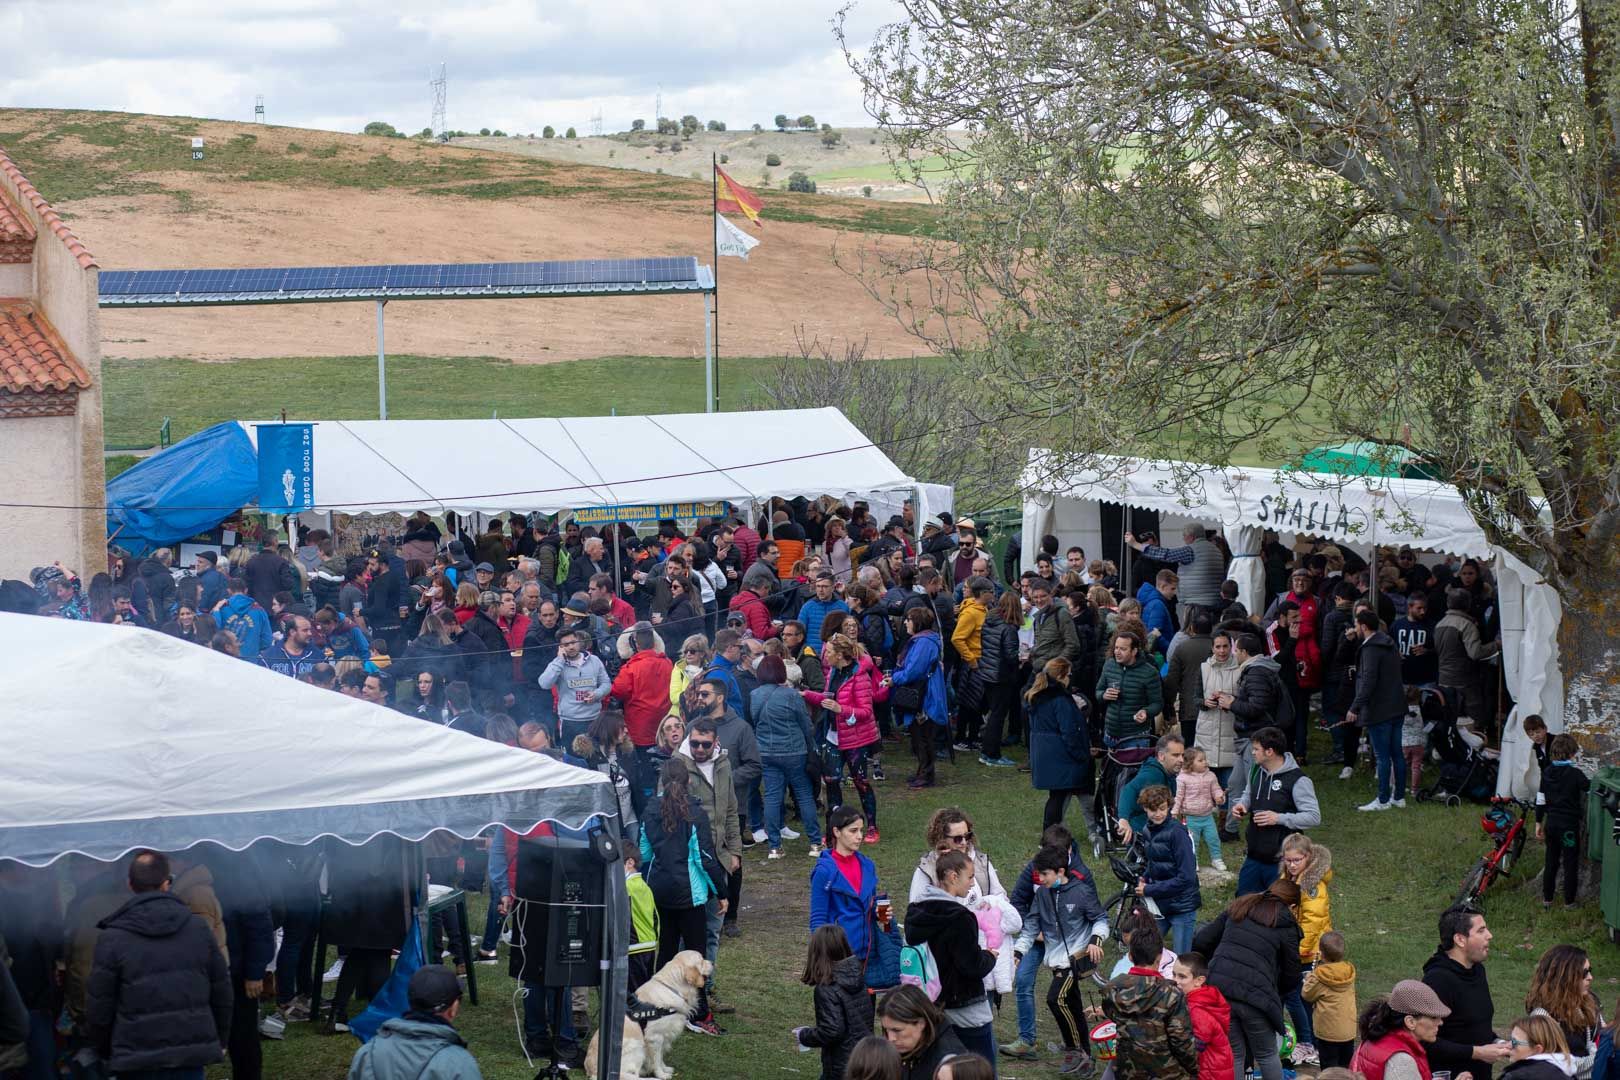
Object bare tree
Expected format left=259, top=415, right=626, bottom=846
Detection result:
left=751, top=327, right=1022, bottom=508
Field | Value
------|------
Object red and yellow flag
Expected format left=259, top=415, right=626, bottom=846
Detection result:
left=715, top=166, right=763, bottom=224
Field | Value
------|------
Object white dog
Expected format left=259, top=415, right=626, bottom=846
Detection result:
left=585, top=949, right=712, bottom=1079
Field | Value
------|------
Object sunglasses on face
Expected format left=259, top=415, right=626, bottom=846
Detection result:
left=688, top=740, right=714, bottom=750
left=945, top=831, right=974, bottom=845
left=684, top=647, right=703, bottom=655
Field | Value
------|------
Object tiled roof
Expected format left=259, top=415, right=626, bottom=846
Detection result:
left=0, top=303, right=92, bottom=393
left=0, top=188, right=35, bottom=247
left=0, top=147, right=96, bottom=269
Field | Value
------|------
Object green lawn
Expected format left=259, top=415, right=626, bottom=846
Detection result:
left=101, top=355, right=788, bottom=451
left=227, top=727, right=1615, bottom=1080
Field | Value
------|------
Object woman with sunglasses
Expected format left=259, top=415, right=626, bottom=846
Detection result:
left=907, top=808, right=1006, bottom=905
left=1502, top=1013, right=1578, bottom=1080
left=1524, top=945, right=1602, bottom=1078
left=670, top=634, right=711, bottom=698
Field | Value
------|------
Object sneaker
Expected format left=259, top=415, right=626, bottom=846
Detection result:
left=979, top=755, right=1017, bottom=768
left=686, top=1014, right=723, bottom=1036
left=279, top=998, right=312, bottom=1023
left=1338, top=766, right=1354, bottom=780
left=722, top=922, right=741, bottom=939
left=1358, top=798, right=1393, bottom=812
left=475, top=949, right=499, bottom=965
left=1000, top=1038, right=1038, bottom=1059
left=767, top=848, right=785, bottom=860
left=908, top=777, right=934, bottom=789
left=322, top=1018, right=350, bottom=1035
left=1059, top=1048, right=1094, bottom=1075
left=1391, top=798, right=1407, bottom=808
left=1292, top=1042, right=1320, bottom=1066
left=953, top=741, right=976, bottom=752
left=863, top=827, right=880, bottom=844
left=500, top=928, right=512, bottom=945
left=807, top=844, right=824, bottom=858
left=871, top=763, right=887, bottom=781
left=741, top=833, right=758, bottom=849
left=259, top=1012, right=286, bottom=1040
left=322, top=958, right=344, bottom=982
left=1212, top=859, right=1228, bottom=872
left=780, top=826, right=801, bottom=840
left=751, top=828, right=768, bottom=844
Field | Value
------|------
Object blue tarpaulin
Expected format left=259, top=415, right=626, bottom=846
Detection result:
left=106, top=422, right=258, bottom=556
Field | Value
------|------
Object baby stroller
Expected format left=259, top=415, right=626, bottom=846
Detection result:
left=1094, top=740, right=1155, bottom=858
left=1417, top=689, right=1499, bottom=805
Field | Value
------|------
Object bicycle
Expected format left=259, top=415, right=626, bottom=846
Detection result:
left=1454, top=796, right=1532, bottom=908
left=1101, top=839, right=1162, bottom=946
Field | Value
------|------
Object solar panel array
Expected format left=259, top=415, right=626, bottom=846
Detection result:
left=99, top=258, right=707, bottom=306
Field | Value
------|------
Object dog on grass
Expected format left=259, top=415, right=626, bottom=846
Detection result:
left=584, top=949, right=712, bottom=1079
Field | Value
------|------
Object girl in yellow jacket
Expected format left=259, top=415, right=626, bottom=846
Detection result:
left=1279, top=833, right=1333, bottom=1067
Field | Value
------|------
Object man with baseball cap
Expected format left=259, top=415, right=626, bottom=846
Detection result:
left=345, top=964, right=482, bottom=1078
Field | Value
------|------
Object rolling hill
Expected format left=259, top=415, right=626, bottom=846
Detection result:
left=0, top=109, right=947, bottom=364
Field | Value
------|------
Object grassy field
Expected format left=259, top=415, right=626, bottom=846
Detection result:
left=227, top=726, right=1616, bottom=1079
left=100, top=355, right=788, bottom=451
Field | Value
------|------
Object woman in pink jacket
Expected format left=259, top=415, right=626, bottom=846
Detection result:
left=804, top=633, right=881, bottom=843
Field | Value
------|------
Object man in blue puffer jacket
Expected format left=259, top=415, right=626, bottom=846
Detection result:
left=216, top=577, right=273, bottom=658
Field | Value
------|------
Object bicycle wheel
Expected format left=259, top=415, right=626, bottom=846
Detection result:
left=1501, top=827, right=1528, bottom=875
left=1454, top=858, right=1489, bottom=908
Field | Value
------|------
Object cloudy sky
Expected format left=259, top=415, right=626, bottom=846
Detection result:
left=0, top=0, right=904, bottom=136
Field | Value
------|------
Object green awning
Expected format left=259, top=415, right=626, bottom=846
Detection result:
left=1297, top=441, right=1441, bottom=481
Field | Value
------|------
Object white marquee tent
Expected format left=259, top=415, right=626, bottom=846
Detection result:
left=0, top=612, right=632, bottom=1067
left=1020, top=452, right=1563, bottom=797
left=237, top=407, right=934, bottom=520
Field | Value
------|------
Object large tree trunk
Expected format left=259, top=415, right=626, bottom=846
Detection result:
left=1559, top=578, right=1620, bottom=761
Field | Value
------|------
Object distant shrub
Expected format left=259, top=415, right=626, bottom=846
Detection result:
left=707, top=120, right=726, bottom=131
left=720, top=153, right=729, bottom=163
left=821, top=129, right=841, bottom=147
left=286, top=142, right=304, bottom=154
left=765, top=153, right=781, bottom=166
left=363, top=121, right=398, bottom=137
left=491, top=129, right=506, bottom=137
left=862, top=185, right=873, bottom=198
left=788, top=171, right=817, bottom=193
left=753, top=123, right=764, bottom=133
left=479, top=128, right=491, bottom=136
left=669, top=140, right=682, bottom=152
left=543, top=126, right=555, bottom=138
left=565, top=127, right=576, bottom=138
left=631, top=119, right=646, bottom=132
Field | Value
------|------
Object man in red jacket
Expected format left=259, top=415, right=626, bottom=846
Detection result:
left=727, top=580, right=778, bottom=640
left=610, top=623, right=675, bottom=748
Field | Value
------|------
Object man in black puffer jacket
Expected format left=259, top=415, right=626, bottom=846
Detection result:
left=904, top=850, right=998, bottom=1065
left=87, top=850, right=231, bottom=1077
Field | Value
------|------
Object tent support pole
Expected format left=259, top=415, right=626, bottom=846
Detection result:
left=376, top=300, right=388, bottom=421
left=597, top=854, right=629, bottom=1078
left=613, top=521, right=622, bottom=597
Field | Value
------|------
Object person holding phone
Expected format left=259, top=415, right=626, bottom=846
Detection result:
left=802, top=634, right=881, bottom=844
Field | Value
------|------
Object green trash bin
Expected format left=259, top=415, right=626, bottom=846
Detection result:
left=1587, top=766, right=1620, bottom=862
left=1589, top=768, right=1620, bottom=941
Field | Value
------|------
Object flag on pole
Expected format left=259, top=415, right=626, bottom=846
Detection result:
left=716, top=214, right=760, bottom=260
left=714, top=165, right=763, bottom=224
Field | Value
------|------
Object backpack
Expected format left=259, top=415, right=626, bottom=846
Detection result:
left=555, top=548, right=572, bottom=587
left=899, top=940, right=941, bottom=1001
left=1272, top=669, right=1295, bottom=731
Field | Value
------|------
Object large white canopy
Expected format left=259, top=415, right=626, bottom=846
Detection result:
left=240, top=407, right=918, bottom=515
left=1020, top=451, right=1564, bottom=797
left=0, top=614, right=615, bottom=867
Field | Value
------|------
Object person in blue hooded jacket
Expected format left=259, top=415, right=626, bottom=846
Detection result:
left=1134, top=784, right=1201, bottom=953
left=215, top=576, right=273, bottom=658
left=890, top=606, right=948, bottom=790
left=809, top=806, right=881, bottom=969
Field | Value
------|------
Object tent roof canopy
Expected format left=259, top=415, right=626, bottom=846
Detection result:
left=238, top=407, right=916, bottom=516
left=1022, top=451, right=1493, bottom=557
left=0, top=614, right=615, bottom=867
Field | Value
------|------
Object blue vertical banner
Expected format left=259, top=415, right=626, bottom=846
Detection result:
left=256, top=423, right=315, bottom=513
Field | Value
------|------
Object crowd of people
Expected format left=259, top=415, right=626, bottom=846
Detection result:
left=0, top=499, right=1600, bottom=1080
